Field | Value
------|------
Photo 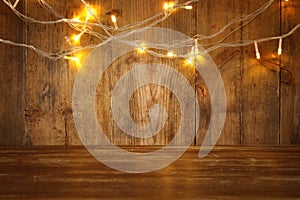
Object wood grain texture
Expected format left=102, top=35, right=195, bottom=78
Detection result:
left=24, top=0, right=69, bottom=145
left=195, top=0, right=242, bottom=145
left=280, top=0, right=300, bottom=145
left=0, top=146, right=299, bottom=199
left=64, top=0, right=113, bottom=145
left=241, top=0, right=280, bottom=145
left=94, top=0, right=197, bottom=145
left=0, top=0, right=300, bottom=146
left=0, top=1, right=24, bottom=145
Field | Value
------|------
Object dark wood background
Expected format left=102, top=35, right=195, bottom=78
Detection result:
left=0, top=0, right=299, bottom=146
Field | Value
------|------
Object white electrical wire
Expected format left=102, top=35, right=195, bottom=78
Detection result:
left=0, top=0, right=299, bottom=61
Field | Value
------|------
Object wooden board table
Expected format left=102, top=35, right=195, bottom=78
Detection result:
left=0, top=146, right=299, bottom=199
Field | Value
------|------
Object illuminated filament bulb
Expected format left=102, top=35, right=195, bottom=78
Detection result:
left=136, top=44, right=147, bottom=54
left=185, top=39, right=201, bottom=65
left=111, top=15, right=118, bottom=29
left=254, top=41, right=261, bottom=60
left=184, top=5, right=193, bottom=10
left=85, top=4, right=97, bottom=21
left=278, top=38, right=283, bottom=55
left=72, top=17, right=81, bottom=24
left=164, top=2, right=175, bottom=12
left=64, top=56, right=79, bottom=62
left=70, top=17, right=87, bottom=45
left=164, top=2, right=169, bottom=10
left=167, top=51, right=177, bottom=58
left=64, top=54, right=83, bottom=69
left=71, top=32, right=84, bottom=44
left=185, top=46, right=195, bottom=65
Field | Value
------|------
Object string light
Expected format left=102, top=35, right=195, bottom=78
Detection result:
left=64, top=52, right=85, bottom=69
left=136, top=44, right=147, bottom=54
left=278, top=38, right=282, bottom=55
left=167, top=51, right=177, bottom=57
left=184, top=5, right=193, bottom=10
left=254, top=41, right=261, bottom=60
left=71, top=33, right=83, bottom=44
left=69, top=7, right=97, bottom=45
left=12, top=0, right=19, bottom=8
left=185, top=54, right=195, bottom=65
left=185, top=39, right=202, bottom=65
left=0, top=0, right=300, bottom=62
left=84, top=4, right=97, bottom=21
left=111, top=15, right=118, bottom=30
left=64, top=55, right=79, bottom=62
left=164, top=2, right=175, bottom=11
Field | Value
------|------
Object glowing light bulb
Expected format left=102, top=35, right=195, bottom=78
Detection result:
left=72, top=17, right=81, bottom=23
left=184, top=5, right=193, bottom=10
left=85, top=4, right=97, bottom=21
left=136, top=44, right=147, bottom=54
left=192, top=39, right=202, bottom=61
left=64, top=53, right=84, bottom=69
left=163, top=2, right=175, bottom=11
left=111, top=15, right=117, bottom=23
left=168, top=2, right=175, bottom=8
left=71, top=34, right=82, bottom=44
left=186, top=56, right=194, bottom=65
left=278, top=38, right=282, bottom=55
left=164, top=2, right=169, bottom=10
left=167, top=51, right=176, bottom=57
left=111, top=15, right=118, bottom=29
left=254, top=41, right=261, bottom=60
left=64, top=55, right=79, bottom=62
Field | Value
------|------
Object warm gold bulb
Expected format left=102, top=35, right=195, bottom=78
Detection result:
left=167, top=51, right=176, bottom=57
left=71, top=34, right=82, bottom=44
left=111, top=15, right=117, bottom=23
left=136, top=44, right=147, bottom=54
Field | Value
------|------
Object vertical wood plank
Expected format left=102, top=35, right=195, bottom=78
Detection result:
left=24, top=0, right=68, bottom=145
left=0, top=1, right=24, bottom=145
left=65, top=0, right=113, bottom=145
left=195, top=0, right=242, bottom=145
left=241, top=0, right=280, bottom=145
left=280, top=0, right=300, bottom=145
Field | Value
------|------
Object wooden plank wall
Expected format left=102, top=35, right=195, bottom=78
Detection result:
left=241, top=0, right=280, bottom=145
left=0, top=0, right=299, bottom=146
left=0, top=1, right=24, bottom=145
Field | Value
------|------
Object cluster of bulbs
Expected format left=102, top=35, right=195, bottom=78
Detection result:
left=254, top=37, right=283, bottom=60
left=0, top=0, right=299, bottom=68
left=62, top=1, right=198, bottom=67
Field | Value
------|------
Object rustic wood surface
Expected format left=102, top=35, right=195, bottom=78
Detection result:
left=0, top=146, right=299, bottom=199
left=0, top=0, right=300, bottom=145
left=280, top=0, right=300, bottom=145
left=0, top=0, right=24, bottom=145
left=241, top=0, right=280, bottom=145
left=195, top=0, right=242, bottom=145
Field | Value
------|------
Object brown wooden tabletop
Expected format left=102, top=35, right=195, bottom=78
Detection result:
left=0, top=146, right=299, bottom=199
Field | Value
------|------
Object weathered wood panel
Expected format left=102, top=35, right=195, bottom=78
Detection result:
left=241, top=0, right=280, bottom=144
left=0, top=0, right=299, bottom=146
left=65, top=0, right=113, bottom=145
left=195, top=0, right=242, bottom=145
left=0, top=1, right=24, bottom=145
left=280, top=0, right=300, bottom=145
left=24, top=0, right=68, bottom=145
